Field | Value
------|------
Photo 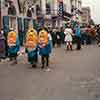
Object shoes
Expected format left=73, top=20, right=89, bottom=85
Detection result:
left=32, top=64, right=37, bottom=68
left=10, top=60, right=17, bottom=65
left=44, top=68, right=51, bottom=72
left=71, top=48, right=73, bottom=51
left=41, top=65, right=44, bottom=69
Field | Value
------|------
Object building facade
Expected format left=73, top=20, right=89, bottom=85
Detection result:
left=1, top=0, right=82, bottom=32
left=0, top=0, right=1, bottom=31
left=1, top=0, right=19, bottom=33
left=81, top=7, right=91, bottom=25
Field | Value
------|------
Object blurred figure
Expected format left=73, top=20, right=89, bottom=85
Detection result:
left=51, top=29, right=57, bottom=47
left=0, top=29, right=6, bottom=59
left=8, top=1, right=16, bottom=15
left=96, top=24, right=100, bottom=45
left=60, top=27, right=65, bottom=44
left=48, top=29, right=53, bottom=49
left=64, top=25, right=73, bottom=50
left=56, top=29, right=61, bottom=47
left=74, top=23, right=81, bottom=50
left=97, top=24, right=100, bottom=36
left=0, top=29, right=5, bottom=40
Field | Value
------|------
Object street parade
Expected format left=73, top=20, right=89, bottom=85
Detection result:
left=0, top=0, right=100, bottom=100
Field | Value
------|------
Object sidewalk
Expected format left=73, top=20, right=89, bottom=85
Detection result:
left=0, top=47, right=26, bottom=64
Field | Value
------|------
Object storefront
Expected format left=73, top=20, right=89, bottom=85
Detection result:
left=0, top=2, right=1, bottom=31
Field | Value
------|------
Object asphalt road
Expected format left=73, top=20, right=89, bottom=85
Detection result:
left=0, top=45, right=100, bottom=100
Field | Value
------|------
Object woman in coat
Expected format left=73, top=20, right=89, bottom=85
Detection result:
left=64, top=26, right=73, bottom=50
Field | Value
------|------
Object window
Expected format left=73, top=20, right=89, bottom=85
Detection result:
left=8, top=1, right=16, bottom=15
left=28, top=20, right=33, bottom=28
left=36, top=5, right=41, bottom=15
left=27, top=7, right=32, bottom=17
left=46, top=0, right=51, bottom=14
left=9, top=16, right=16, bottom=30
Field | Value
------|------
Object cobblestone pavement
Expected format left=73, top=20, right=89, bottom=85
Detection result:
left=0, top=45, right=100, bottom=100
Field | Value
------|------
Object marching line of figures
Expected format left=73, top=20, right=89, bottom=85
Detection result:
left=1, top=22, right=99, bottom=70
left=6, top=27, right=52, bottom=71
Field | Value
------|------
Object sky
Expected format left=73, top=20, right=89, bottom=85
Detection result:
left=82, top=0, right=100, bottom=24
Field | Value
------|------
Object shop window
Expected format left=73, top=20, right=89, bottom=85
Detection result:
left=36, top=5, right=41, bottom=15
left=71, top=5, right=74, bottom=13
left=28, top=20, right=33, bottom=28
left=9, top=16, right=16, bottom=30
left=27, top=7, right=32, bottom=17
left=3, top=16, right=9, bottom=36
left=8, top=1, right=16, bottom=15
left=46, top=3, right=51, bottom=14
left=46, top=0, right=51, bottom=14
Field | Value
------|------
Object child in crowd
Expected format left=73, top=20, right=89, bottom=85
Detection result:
left=64, top=25, right=73, bottom=50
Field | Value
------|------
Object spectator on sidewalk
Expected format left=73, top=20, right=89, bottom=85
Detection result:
left=51, top=29, right=57, bottom=48
left=74, top=23, right=82, bottom=50
left=56, top=29, right=61, bottom=47
left=64, top=25, right=73, bottom=50
left=60, top=27, right=65, bottom=44
left=0, top=29, right=6, bottom=59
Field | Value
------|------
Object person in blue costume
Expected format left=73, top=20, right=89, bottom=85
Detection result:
left=38, top=28, right=52, bottom=69
left=74, top=23, right=81, bottom=50
left=25, top=28, right=38, bottom=68
left=7, top=28, right=20, bottom=65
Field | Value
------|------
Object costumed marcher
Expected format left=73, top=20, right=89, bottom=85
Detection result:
left=7, top=28, right=20, bottom=65
left=25, top=28, right=38, bottom=68
left=38, top=29, right=52, bottom=70
left=64, top=25, right=73, bottom=50
left=48, top=30, right=53, bottom=49
left=60, top=27, right=65, bottom=44
left=56, top=29, right=61, bottom=47
left=0, top=29, right=6, bottom=59
left=51, top=29, right=57, bottom=47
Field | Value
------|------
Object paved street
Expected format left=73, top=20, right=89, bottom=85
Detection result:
left=0, top=45, right=100, bottom=100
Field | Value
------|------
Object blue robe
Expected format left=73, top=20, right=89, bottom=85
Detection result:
left=27, top=47, right=38, bottom=57
left=27, top=46, right=38, bottom=64
left=39, top=40, right=52, bottom=56
left=8, top=37, right=20, bottom=57
left=75, top=25, right=81, bottom=38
